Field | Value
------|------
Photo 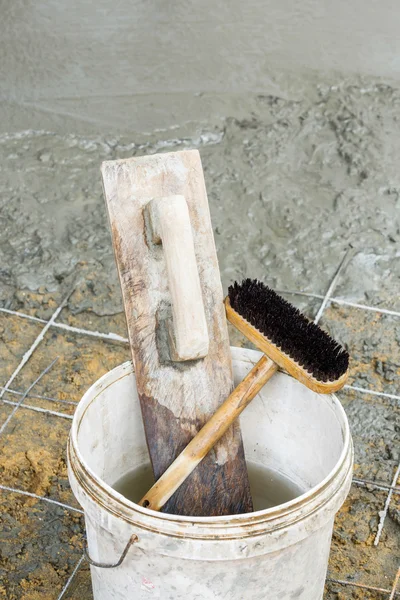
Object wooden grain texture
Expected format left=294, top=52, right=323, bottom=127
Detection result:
left=101, top=150, right=253, bottom=516
left=140, top=355, right=277, bottom=511
left=225, top=298, right=349, bottom=393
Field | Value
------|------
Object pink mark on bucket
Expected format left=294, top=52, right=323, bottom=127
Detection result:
left=141, top=576, right=156, bottom=591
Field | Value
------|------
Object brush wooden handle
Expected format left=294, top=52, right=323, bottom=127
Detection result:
left=147, top=195, right=209, bottom=361
left=140, top=355, right=277, bottom=512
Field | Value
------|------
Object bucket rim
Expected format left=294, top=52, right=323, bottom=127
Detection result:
left=68, top=347, right=352, bottom=536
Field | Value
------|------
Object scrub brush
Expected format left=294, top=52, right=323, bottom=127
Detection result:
left=226, top=279, right=349, bottom=393
left=140, top=279, right=349, bottom=511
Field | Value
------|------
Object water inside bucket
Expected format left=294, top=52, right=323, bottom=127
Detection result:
left=112, top=461, right=305, bottom=512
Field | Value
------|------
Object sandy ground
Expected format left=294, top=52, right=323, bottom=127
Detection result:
left=0, top=73, right=400, bottom=598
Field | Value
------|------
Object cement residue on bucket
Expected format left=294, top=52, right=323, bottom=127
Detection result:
left=68, top=347, right=353, bottom=600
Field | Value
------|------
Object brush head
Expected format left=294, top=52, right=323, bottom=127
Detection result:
left=228, top=279, right=349, bottom=385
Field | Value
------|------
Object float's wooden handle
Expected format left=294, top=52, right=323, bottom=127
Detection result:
left=148, top=195, right=209, bottom=361
left=140, top=355, right=278, bottom=511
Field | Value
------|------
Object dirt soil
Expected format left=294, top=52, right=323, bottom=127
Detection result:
left=0, top=73, right=399, bottom=599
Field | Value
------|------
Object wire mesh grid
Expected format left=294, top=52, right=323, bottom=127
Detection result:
left=0, top=247, right=399, bottom=599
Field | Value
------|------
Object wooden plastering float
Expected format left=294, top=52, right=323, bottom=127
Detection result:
left=101, top=149, right=253, bottom=516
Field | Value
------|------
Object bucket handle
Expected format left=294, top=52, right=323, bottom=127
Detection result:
left=84, top=534, right=139, bottom=569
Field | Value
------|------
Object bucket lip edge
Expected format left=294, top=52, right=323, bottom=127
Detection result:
left=69, top=349, right=351, bottom=529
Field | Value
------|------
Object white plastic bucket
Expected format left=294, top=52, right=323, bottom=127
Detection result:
left=68, top=347, right=353, bottom=600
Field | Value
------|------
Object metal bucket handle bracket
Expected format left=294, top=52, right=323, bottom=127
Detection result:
left=84, top=534, right=139, bottom=569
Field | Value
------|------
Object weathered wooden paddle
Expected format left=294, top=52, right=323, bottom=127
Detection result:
left=101, top=150, right=253, bottom=516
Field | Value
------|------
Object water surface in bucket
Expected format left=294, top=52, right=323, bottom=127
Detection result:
left=112, top=461, right=305, bottom=512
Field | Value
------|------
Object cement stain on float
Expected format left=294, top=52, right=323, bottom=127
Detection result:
left=113, top=461, right=305, bottom=512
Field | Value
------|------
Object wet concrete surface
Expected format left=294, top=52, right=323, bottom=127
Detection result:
left=3, top=0, right=400, bottom=135
left=0, top=73, right=400, bottom=598
left=2, top=79, right=400, bottom=315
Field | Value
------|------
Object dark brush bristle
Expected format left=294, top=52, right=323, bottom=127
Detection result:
left=228, top=279, right=349, bottom=383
